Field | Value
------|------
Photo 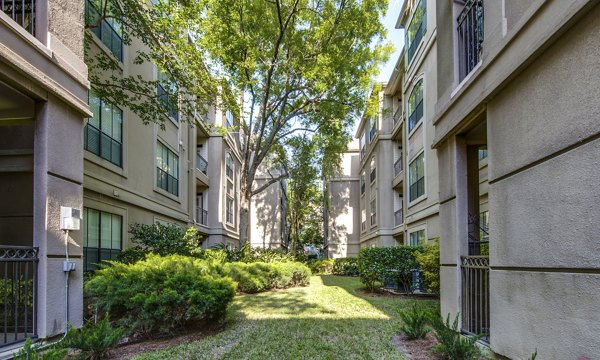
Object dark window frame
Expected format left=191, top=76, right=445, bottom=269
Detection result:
left=85, top=90, right=123, bottom=167
left=85, top=0, right=123, bottom=62
left=409, top=152, right=425, bottom=201
left=83, top=208, right=122, bottom=271
left=156, top=141, right=179, bottom=196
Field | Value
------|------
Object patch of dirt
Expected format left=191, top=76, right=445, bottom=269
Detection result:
left=393, top=332, right=442, bottom=360
left=106, top=322, right=227, bottom=359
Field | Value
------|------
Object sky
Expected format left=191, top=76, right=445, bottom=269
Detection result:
left=377, top=0, right=406, bottom=83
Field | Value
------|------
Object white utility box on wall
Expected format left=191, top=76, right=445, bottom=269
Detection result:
left=60, top=207, right=81, bottom=231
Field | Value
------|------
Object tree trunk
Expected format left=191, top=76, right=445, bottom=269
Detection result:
left=238, top=193, right=251, bottom=248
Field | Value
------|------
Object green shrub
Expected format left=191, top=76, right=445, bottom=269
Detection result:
left=272, top=262, right=311, bottom=288
left=308, top=259, right=334, bottom=274
left=85, top=254, right=235, bottom=335
left=399, top=305, right=430, bottom=340
left=414, top=239, right=440, bottom=294
left=357, top=246, right=424, bottom=292
left=332, top=257, right=359, bottom=276
left=14, top=338, right=68, bottom=360
left=64, top=316, right=124, bottom=359
left=212, top=243, right=295, bottom=263
left=224, top=261, right=311, bottom=292
left=116, top=223, right=203, bottom=264
left=224, top=262, right=274, bottom=293
left=430, top=313, right=481, bottom=360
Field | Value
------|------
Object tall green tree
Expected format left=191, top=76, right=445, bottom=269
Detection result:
left=199, top=0, right=391, bottom=244
left=87, top=0, right=391, bottom=244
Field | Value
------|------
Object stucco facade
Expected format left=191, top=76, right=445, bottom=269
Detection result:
left=0, top=1, right=89, bottom=351
left=434, top=0, right=600, bottom=358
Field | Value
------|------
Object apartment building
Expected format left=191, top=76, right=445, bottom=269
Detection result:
left=433, top=0, right=600, bottom=358
left=323, top=140, right=361, bottom=258
left=0, top=0, right=88, bottom=351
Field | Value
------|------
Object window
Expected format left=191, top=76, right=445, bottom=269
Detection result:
left=408, top=80, right=424, bottom=133
left=368, top=117, right=377, bottom=142
left=361, top=209, right=366, bottom=232
left=83, top=208, right=121, bottom=271
left=157, top=70, right=179, bottom=122
left=409, top=229, right=425, bottom=246
left=225, top=110, right=234, bottom=128
left=370, top=198, right=377, bottom=226
left=406, top=0, right=426, bottom=65
left=85, top=90, right=123, bottom=167
left=369, top=157, right=376, bottom=183
left=225, top=153, right=235, bottom=225
left=360, top=172, right=366, bottom=195
left=85, top=0, right=123, bottom=61
left=156, top=142, right=179, bottom=196
left=360, top=130, right=367, bottom=159
left=478, top=148, right=488, bottom=161
left=409, top=152, right=425, bottom=201
left=226, top=197, right=234, bottom=225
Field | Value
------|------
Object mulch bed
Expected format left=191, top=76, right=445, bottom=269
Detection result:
left=393, top=332, right=443, bottom=360
left=106, top=322, right=227, bottom=360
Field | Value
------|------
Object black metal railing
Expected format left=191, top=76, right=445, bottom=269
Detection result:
left=156, top=167, right=179, bottom=196
left=393, top=107, right=402, bottom=125
left=394, top=157, right=403, bottom=176
left=196, top=208, right=208, bottom=226
left=394, top=208, right=403, bottom=226
left=196, top=153, right=208, bottom=175
left=457, top=0, right=484, bottom=81
left=2, top=0, right=35, bottom=35
left=461, top=255, right=489, bottom=342
left=0, top=246, right=38, bottom=347
left=369, top=123, right=376, bottom=141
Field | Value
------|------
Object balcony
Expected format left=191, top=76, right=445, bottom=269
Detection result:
left=457, top=0, right=484, bottom=81
left=394, top=157, right=403, bottom=177
left=0, top=246, right=38, bottom=347
left=196, top=208, right=208, bottom=226
left=394, top=208, right=403, bottom=226
left=461, top=255, right=489, bottom=343
left=196, top=153, right=208, bottom=175
left=2, top=0, right=36, bottom=35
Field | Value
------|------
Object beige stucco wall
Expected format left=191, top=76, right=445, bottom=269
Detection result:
left=435, top=1, right=600, bottom=359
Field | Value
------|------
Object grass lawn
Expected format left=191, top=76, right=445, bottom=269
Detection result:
left=134, top=275, right=438, bottom=360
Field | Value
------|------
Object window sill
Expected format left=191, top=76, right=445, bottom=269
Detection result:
left=84, top=151, right=126, bottom=178
left=154, top=187, right=181, bottom=203
left=408, top=194, right=427, bottom=208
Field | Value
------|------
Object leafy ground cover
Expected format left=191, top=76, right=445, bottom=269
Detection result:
left=132, top=275, right=438, bottom=360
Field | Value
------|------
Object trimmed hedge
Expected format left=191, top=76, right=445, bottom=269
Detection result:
left=332, top=257, right=358, bottom=276
left=308, top=259, right=334, bottom=274
left=357, top=246, right=424, bottom=292
left=85, top=254, right=236, bottom=335
left=224, top=261, right=311, bottom=293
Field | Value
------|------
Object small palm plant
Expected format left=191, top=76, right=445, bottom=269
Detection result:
left=399, top=304, right=430, bottom=339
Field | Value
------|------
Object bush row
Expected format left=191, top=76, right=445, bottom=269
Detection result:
left=358, top=246, right=425, bottom=292
left=85, top=255, right=311, bottom=336
left=223, top=261, right=311, bottom=293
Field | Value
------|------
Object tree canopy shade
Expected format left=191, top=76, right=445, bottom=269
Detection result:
left=86, top=0, right=391, bottom=244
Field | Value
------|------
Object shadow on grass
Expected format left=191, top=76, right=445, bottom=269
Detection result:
left=133, top=276, right=440, bottom=360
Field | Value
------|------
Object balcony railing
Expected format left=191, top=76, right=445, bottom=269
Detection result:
left=457, top=0, right=484, bottom=81
left=461, top=255, right=489, bottom=342
left=394, top=208, right=403, bottom=226
left=196, top=153, right=208, bottom=175
left=0, top=246, right=38, bottom=347
left=393, top=107, right=402, bottom=125
left=196, top=208, right=208, bottom=226
left=2, top=0, right=35, bottom=35
left=394, top=157, right=403, bottom=176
